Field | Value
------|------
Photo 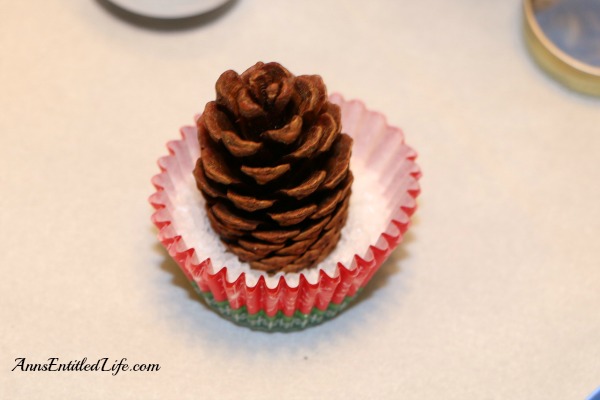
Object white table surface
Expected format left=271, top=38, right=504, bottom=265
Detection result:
left=1, top=1, right=599, bottom=399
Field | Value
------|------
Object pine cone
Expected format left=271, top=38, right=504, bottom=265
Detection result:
left=193, top=62, right=353, bottom=273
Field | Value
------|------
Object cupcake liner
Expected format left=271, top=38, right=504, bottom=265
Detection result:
left=149, top=93, right=421, bottom=331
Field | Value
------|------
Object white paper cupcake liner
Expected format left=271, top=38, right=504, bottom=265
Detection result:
left=150, top=93, right=421, bottom=330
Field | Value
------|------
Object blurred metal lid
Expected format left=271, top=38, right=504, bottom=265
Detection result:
left=524, top=0, right=600, bottom=96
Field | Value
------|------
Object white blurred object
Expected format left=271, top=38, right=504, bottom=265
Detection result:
left=107, top=0, right=230, bottom=19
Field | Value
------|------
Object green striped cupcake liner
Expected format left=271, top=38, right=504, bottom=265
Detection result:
left=190, top=281, right=359, bottom=332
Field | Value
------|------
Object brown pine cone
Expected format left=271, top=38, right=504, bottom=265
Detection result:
left=193, top=62, right=353, bottom=274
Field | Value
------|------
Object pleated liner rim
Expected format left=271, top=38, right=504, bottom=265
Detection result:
left=149, top=93, right=422, bottom=319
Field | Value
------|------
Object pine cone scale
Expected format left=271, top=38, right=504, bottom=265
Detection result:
left=211, top=203, right=260, bottom=231
left=220, top=130, right=262, bottom=157
left=316, top=113, right=339, bottom=153
left=288, top=123, right=323, bottom=159
left=251, top=255, right=298, bottom=272
left=206, top=209, right=244, bottom=239
left=215, top=70, right=244, bottom=114
left=238, top=239, right=285, bottom=254
left=262, top=115, right=303, bottom=144
left=199, top=127, right=241, bottom=185
left=321, top=134, right=352, bottom=189
left=226, top=190, right=275, bottom=212
left=312, top=172, right=353, bottom=220
left=251, top=229, right=301, bottom=243
left=294, top=75, right=327, bottom=119
left=325, top=197, right=350, bottom=231
left=279, top=169, right=326, bottom=199
left=194, top=161, right=225, bottom=198
left=240, top=164, right=291, bottom=184
left=275, top=237, right=318, bottom=255
left=237, top=87, right=266, bottom=119
left=268, top=204, right=318, bottom=226
left=293, top=215, right=331, bottom=241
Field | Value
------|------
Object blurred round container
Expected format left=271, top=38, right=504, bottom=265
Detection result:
left=524, top=0, right=600, bottom=96
left=107, top=0, right=230, bottom=19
